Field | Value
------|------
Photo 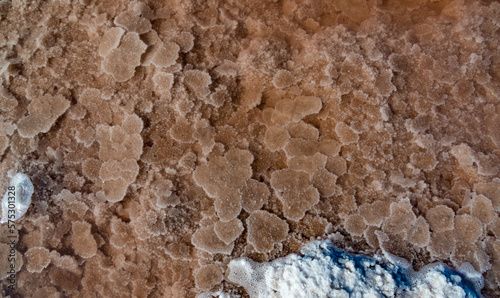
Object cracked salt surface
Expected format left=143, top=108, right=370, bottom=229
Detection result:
left=227, top=240, right=483, bottom=298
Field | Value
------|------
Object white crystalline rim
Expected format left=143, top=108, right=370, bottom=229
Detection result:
left=1, top=173, right=34, bottom=224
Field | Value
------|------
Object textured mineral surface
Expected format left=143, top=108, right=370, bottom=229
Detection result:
left=0, top=0, right=499, bottom=297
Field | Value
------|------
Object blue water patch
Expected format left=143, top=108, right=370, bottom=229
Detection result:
left=438, top=264, right=483, bottom=298
left=318, top=242, right=483, bottom=298
left=320, top=245, right=411, bottom=292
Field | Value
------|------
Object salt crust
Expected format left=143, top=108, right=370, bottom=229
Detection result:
left=102, top=32, right=147, bottom=82
left=1, top=0, right=500, bottom=296
left=194, top=264, right=223, bottom=291
left=26, top=247, right=51, bottom=273
left=270, top=169, right=320, bottom=221
left=191, top=224, right=234, bottom=255
left=246, top=210, right=289, bottom=253
left=17, top=94, right=70, bottom=138
left=228, top=240, right=484, bottom=298
left=71, top=221, right=97, bottom=259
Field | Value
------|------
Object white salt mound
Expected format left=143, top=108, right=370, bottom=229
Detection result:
left=227, top=240, right=484, bottom=298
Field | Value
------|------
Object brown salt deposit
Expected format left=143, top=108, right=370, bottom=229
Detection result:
left=0, top=0, right=500, bottom=297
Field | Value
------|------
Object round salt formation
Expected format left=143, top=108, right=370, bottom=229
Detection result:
left=227, top=240, right=484, bottom=298
left=0, top=173, right=34, bottom=223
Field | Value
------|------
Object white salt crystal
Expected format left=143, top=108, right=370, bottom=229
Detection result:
left=1, top=173, right=34, bottom=223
